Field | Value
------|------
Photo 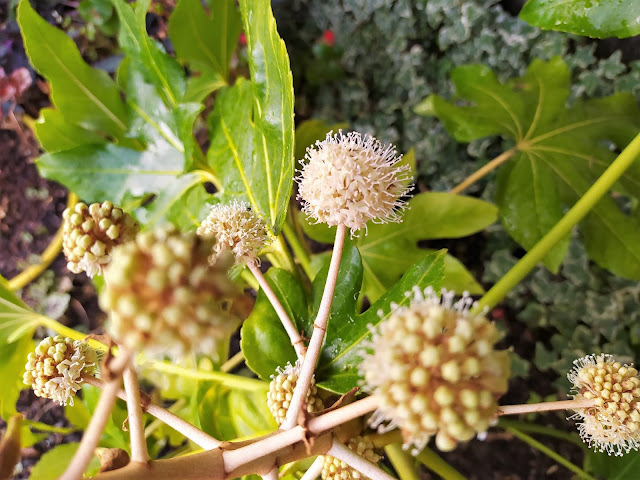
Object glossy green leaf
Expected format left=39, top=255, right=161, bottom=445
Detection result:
left=0, top=276, right=39, bottom=345
left=29, top=443, right=100, bottom=480
left=300, top=192, right=495, bottom=300
left=160, top=181, right=216, bottom=231
left=318, top=250, right=445, bottom=393
left=0, top=336, right=33, bottom=420
left=418, top=57, right=640, bottom=278
left=496, top=154, right=568, bottom=272
left=34, top=109, right=106, bottom=153
left=294, top=119, right=348, bottom=162
left=184, top=74, right=227, bottom=103
left=521, top=0, right=640, bottom=39
left=241, top=268, right=306, bottom=380
left=209, top=0, right=294, bottom=234
left=195, top=382, right=276, bottom=441
left=112, top=0, right=185, bottom=106
left=17, top=0, right=128, bottom=138
left=586, top=449, right=640, bottom=479
left=37, top=143, right=184, bottom=207
left=169, top=0, right=240, bottom=81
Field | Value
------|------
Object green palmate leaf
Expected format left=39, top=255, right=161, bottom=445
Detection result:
left=294, top=119, right=349, bottom=162
left=18, top=0, right=128, bottom=139
left=241, top=268, right=307, bottom=380
left=418, top=57, right=640, bottom=279
left=206, top=0, right=294, bottom=234
left=195, top=382, right=276, bottom=441
left=586, top=449, right=640, bottom=479
left=111, top=0, right=185, bottom=107
left=520, top=0, right=640, bottom=39
left=301, top=192, right=495, bottom=300
left=318, top=250, right=445, bottom=393
left=0, top=276, right=39, bottom=345
left=161, top=182, right=216, bottom=231
left=169, top=0, right=241, bottom=82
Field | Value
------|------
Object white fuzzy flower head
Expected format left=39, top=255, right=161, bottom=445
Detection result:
left=297, top=131, right=411, bottom=233
left=23, top=336, right=98, bottom=406
left=568, top=354, right=640, bottom=456
left=321, top=436, right=381, bottom=480
left=197, top=201, right=269, bottom=265
left=360, top=287, right=510, bottom=453
left=267, top=363, right=324, bottom=426
left=100, top=226, right=244, bottom=359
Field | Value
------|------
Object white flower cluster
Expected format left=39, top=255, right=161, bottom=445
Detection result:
left=267, top=363, right=324, bottom=426
left=321, top=436, right=381, bottom=480
left=297, top=131, right=411, bottom=233
left=360, top=287, right=510, bottom=452
left=197, top=201, right=268, bottom=265
left=568, top=354, right=640, bottom=456
left=23, top=336, right=98, bottom=406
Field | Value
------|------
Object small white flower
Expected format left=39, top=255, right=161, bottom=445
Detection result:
left=568, top=354, right=640, bottom=456
left=23, top=336, right=98, bottom=406
left=297, top=131, right=411, bottom=233
left=197, top=201, right=269, bottom=265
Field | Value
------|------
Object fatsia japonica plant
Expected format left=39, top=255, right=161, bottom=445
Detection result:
left=2, top=0, right=640, bottom=479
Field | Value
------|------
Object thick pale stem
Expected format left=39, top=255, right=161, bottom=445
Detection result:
left=300, top=457, right=324, bottom=480
left=60, top=352, right=131, bottom=480
left=450, top=148, right=516, bottom=195
left=282, top=224, right=347, bottom=430
left=83, top=375, right=221, bottom=450
left=261, top=468, right=279, bottom=480
left=223, top=395, right=377, bottom=473
left=248, top=261, right=306, bottom=359
left=328, top=438, right=396, bottom=480
left=498, top=398, right=596, bottom=416
left=123, top=367, right=151, bottom=464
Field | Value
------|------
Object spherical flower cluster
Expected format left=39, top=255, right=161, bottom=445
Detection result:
left=321, top=436, right=381, bottom=480
left=297, top=131, right=411, bottom=233
left=267, top=363, right=324, bottom=426
left=99, top=226, right=242, bottom=358
left=360, top=287, right=510, bottom=453
left=568, top=354, right=640, bottom=455
left=196, top=201, right=269, bottom=265
left=23, top=336, right=98, bottom=406
left=62, top=201, right=139, bottom=277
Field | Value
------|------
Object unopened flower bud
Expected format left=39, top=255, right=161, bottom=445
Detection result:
left=62, top=201, right=139, bottom=277
left=267, top=363, right=324, bottom=426
left=23, top=336, right=97, bottom=405
left=361, top=288, right=510, bottom=453
left=321, top=436, right=381, bottom=480
left=100, top=226, right=244, bottom=358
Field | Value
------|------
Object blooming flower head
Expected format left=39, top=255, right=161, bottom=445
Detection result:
left=267, top=362, right=324, bottom=426
left=360, top=287, right=510, bottom=453
left=568, top=354, right=640, bottom=456
left=297, top=131, right=411, bottom=233
left=62, top=201, right=139, bottom=277
left=321, top=436, right=381, bottom=480
left=196, top=201, right=269, bottom=265
left=23, top=336, right=98, bottom=406
left=99, top=226, right=244, bottom=358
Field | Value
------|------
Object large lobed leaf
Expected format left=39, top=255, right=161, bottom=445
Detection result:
left=301, top=192, right=496, bottom=301
left=417, top=57, right=640, bottom=279
left=241, top=245, right=445, bottom=393
left=208, top=0, right=295, bottom=235
left=520, top=0, right=640, bottom=39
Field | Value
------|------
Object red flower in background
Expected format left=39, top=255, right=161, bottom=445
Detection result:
left=321, top=30, right=335, bottom=47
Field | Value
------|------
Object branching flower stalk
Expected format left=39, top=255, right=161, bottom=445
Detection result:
left=123, top=366, right=150, bottom=464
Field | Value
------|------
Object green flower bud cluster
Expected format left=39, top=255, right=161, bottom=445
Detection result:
left=62, top=201, right=139, bottom=277
left=267, top=363, right=324, bottom=426
left=99, top=226, right=242, bottom=358
left=568, top=354, right=640, bottom=455
left=197, top=201, right=269, bottom=265
left=321, top=436, right=381, bottom=480
left=360, top=287, right=510, bottom=453
left=23, top=336, right=98, bottom=406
